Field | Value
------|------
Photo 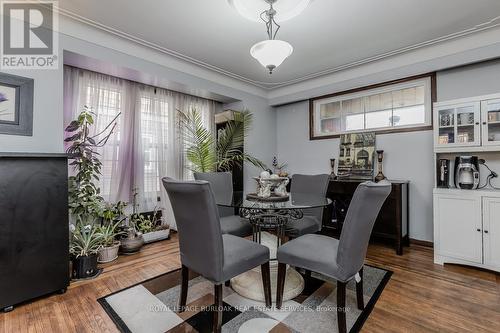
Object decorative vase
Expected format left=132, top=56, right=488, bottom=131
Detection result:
left=97, top=241, right=121, bottom=263
left=71, top=254, right=98, bottom=279
left=330, top=158, right=337, bottom=179
left=375, top=150, right=386, bottom=182
left=120, top=228, right=144, bottom=254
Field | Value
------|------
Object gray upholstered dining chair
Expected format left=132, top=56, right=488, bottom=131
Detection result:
left=276, top=181, right=391, bottom=333
left=194, top=172, right=253, bottom=237
left=285, top=173, right=330, bottom=238
left=162, top=177, right=271, bottom=333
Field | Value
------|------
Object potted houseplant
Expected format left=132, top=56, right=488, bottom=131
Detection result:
left=69, top=221, right=103, bottom=279
left=119, top=223, right=145, bottom=254
left=65, top=106, right=121, bottom=277
left=96, top=220, right=124, bottom=263
left=178, top=108, right=266, bottom=172
left=96, top=202, right=127, bottom=263
left=135, top=207, right=170, bottom=244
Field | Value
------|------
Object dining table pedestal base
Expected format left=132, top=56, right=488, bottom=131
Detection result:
left=230, top=231, right=305, bottom=302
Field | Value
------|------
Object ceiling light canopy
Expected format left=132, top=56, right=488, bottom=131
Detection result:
left=228, top=0, right=310, bottom=23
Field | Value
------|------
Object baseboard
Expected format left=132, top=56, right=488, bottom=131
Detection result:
left=410, top=238, right=434, bottom=248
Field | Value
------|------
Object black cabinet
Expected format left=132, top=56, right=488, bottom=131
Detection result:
left=0, top=154, right=69, bottom=311
left=322, top=179, right=409, bottom=255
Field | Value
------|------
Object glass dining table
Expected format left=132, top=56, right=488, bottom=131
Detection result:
left=216, top=192, right=332, bottom=302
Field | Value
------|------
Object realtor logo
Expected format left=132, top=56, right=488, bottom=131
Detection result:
left=1, top=1, right=58, bottom=69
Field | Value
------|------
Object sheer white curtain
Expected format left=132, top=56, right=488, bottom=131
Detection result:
left=63, top=66, right=219, bottom=230
left=135, top=86, right=219, bottom=229
left=63, top=66, right=135, bottom=203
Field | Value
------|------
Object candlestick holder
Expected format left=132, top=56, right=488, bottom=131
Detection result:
left=375, top=150, right=386, bottom=182
left=330, top=158, right=337, bottom=179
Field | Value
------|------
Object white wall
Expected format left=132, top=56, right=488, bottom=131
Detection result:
left=223, top=100, right=276, bottom=192
left=0, top=60, right=63, bottom=153
left=437, top=59, right=500, bottom=190
left=0, top=18, right=276, bottom=192
left=437, top=59, right=500, bottom=101
left=2, top=13, right=500, bottom=241
left=276, top=59, right=500, bottom=242
left=276, top=101, right=434, bottom=241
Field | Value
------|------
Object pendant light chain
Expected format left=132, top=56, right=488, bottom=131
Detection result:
left=260, top=2, right=281, bottom=40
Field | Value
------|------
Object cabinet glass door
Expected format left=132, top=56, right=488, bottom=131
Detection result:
left=456, top=106, right=476, bottom=145
left=437, top=108, right=455, bottom=145
left=482, top=99, right=500, bottom=146
left=435, top=102, right=480, bottom=147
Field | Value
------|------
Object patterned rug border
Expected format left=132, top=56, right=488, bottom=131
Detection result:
left=98, top=265, right=393, bottom=333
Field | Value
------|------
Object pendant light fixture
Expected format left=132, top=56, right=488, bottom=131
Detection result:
left=229, top=0, right=310, bottom=74
left=251, top=0, right=292, bottom=74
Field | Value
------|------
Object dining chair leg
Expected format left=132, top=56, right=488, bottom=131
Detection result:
left=356, top=267, right=364, bottom=310
left=213, top=284, right=223, bottom=333
left=337, top=280, right=347, bottom=333
left=179, top=265, right=189, bottom=313
left=224, top=280, right=230, bottom=287
left=261, top=262, right=272, bottom=308
left=276, top=263, right=287, bottom=309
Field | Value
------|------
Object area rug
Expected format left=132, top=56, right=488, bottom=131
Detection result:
left=99, top=265, right=392, bottom=333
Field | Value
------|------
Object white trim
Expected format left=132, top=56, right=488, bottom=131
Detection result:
left=434, top=92, right=500, bottom=108
left=54, top=4, right=500, bottom=91
left=312, top=77, right=432, bottom=137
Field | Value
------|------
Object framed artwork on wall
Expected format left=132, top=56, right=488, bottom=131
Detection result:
left=337, top=132, right=376, bottom=180
left=0, top=73, right=34, bottom=136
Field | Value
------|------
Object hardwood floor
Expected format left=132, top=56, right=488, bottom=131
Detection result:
left=1, top=234, right=499, bottom=332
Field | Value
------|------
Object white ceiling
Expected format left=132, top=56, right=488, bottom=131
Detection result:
left=59, top=0, right=500, bottom=89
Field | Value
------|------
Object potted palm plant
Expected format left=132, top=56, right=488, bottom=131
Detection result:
left=178, top=108, right=266, bottom=172
left=70, top=221, right=103, bottom=279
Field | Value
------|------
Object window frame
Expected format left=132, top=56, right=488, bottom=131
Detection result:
left=309, top=73, right=436, bottom=140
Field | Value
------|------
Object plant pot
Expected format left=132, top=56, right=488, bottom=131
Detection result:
left=120, top=233, right=144, bottom=254
left=98, top=241, right=121, bottom=263
left=71, top=254, right=98, bottom=279
left=143, top=229, right=170, bottom=244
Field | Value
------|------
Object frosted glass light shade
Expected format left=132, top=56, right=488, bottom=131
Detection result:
left=228, top=0, right=311, bottom=22
left=250, top=39, right=293, bottom=73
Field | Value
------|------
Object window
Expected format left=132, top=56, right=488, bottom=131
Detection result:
left=64, top=65, right=218, bottom=215
left=310, top=75, right=434, bottom=139
left=138, top=94, right=169, bottom=195
left=84, top=85, right=122, bottom=199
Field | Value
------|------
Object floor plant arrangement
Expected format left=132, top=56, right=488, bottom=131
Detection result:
left=65, top=106, right=124, bottom=278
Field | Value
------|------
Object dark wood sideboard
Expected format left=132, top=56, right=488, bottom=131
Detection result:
left=321, top=179, right=409, bottom=255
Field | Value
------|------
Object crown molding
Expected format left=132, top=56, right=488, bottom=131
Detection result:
left=57, top=6, right=500, bottom=91
left=57, top=7, right=272, bottom=90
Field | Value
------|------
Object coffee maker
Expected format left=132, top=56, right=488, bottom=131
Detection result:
left=454, top=156, right=480, bottom=189
left=437, top=159, right=450, bottom=188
